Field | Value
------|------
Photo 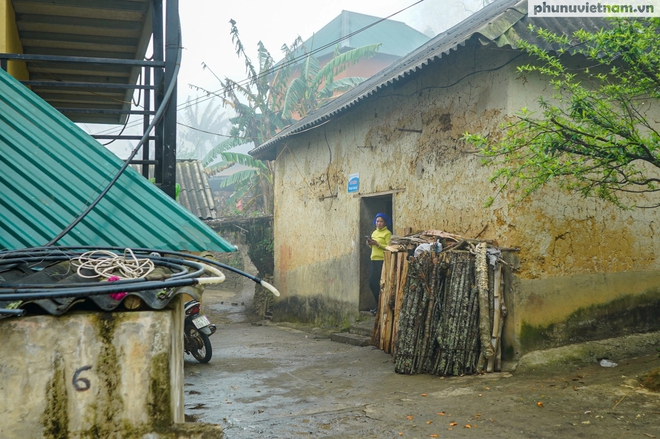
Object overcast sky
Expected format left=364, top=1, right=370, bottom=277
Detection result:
left=94, top=0, right=485, bottom=157
left=178, top=0, right=486, bottom=100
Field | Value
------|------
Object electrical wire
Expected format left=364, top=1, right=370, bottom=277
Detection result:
left=0, top=246, right=280, bottom=301
left=176, top=0, right=427, bottom=114
left=44, top=13, right=184, bottom=247
left=71, top=249, right=156, bottom=279
left=0, top=246, right=279, bottom=318
left=91, top=0, right=427, bottom=139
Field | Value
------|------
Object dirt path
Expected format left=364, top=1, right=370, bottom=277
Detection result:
left=184, top=286, right=660, bottom=438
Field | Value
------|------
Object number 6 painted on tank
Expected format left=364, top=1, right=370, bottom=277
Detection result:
left=72, top=365, right=92, bottom=391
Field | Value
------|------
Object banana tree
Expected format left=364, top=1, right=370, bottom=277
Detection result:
left=202, top=20, right=382, bottom=215
left=205, top=150, right=273, bottom=213
left=281, top=43, right=381, bottom=119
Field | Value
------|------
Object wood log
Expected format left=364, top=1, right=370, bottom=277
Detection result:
left=476, top=243, right=494, bottom=371
left=495, top=265, right=506, bottom=371
left=487, top=263, right=503, bottom=372
left=379, top=252, right=392, bottom=351
left=384, top=251, right=399, bottom=354
left=422, top=230, right=463, bottom=241
left=371, top=306, right=380, bottom=346
left=394, top=256, right=423, bottom=373
left=395, top=245, right=497, bottom=376
left=391, top=254, right=409, bottom=357
left=454, top=253, right=475, bottom=375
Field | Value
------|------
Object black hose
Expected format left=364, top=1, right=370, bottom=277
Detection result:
left=0, top=309, right=25, bottom=316
left=0, top=254, right=204, bottom=288
left=0, top=277, right=203, bottom=301
left=3, top=246, right=267, bottom=284
left=44, top=10, right=184, bottom=247
left=0, top=246, right=275, bottom=303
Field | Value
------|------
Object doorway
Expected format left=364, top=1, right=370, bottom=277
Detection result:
left=359, top=195, right=393, bottom=312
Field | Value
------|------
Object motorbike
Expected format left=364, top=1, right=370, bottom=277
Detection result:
left=183, top=298, right=216, bottom=363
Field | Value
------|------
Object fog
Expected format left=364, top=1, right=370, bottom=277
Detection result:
left=87, top=0, right=486, bottom=158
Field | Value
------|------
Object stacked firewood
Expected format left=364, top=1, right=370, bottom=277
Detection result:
left=372, top=250, right=409, bottom=354
left=371, top=230, right=507, bottom=376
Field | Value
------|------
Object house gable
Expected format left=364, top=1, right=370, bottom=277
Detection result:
left=262, top=4, right=660, bottom=357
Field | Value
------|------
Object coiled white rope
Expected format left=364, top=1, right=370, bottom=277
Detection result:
left=71, top=249, right=155, bottom=280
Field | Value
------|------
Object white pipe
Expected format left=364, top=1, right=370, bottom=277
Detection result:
left=260, top=280, right=280, bottom=297
left=196, top=262, right=226, bottom=285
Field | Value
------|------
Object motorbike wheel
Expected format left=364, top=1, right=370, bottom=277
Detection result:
left=185, top=325, right=212, bottom=363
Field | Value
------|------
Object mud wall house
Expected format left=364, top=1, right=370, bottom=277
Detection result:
left=0, top=1, right=230, bottom=437
left=252, top=0, right=660, bottom=361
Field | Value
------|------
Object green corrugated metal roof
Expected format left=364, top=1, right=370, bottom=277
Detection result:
left=0, top=68, right=235, bottom=252
left=296, top=10, right=429, bottom=59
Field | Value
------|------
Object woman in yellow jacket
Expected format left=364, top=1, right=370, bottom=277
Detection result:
left=365, top=213, right=392, bottom=315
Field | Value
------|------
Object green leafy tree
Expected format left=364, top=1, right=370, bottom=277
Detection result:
left=281, top=42, right=381, bottom=119
left=206, top=151, right=273, bottom=214
left=464, top=18, right=660, bottom=209
left=203, top=19, right=291, bottom=151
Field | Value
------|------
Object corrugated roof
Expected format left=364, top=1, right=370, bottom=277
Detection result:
left=9, top=0, right=153, bottom=125
left=294, top=10, right=430, bottom=59
left=176, top=159, right=217, bottom=220
left=251, top=0, right=608, bottom=159
left=0, top=67, right=236, bottom=252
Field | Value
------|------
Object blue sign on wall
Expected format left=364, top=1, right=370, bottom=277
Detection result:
left=347, top=173, right=359, bottom=193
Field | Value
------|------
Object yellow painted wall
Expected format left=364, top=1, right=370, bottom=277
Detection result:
left=0, top=0, right=28, bottom=80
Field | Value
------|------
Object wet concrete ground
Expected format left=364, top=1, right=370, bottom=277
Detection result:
left=184, top=286, right=660, bottom=439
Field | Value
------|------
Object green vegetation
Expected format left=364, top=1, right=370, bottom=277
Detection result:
left=200, top=19, right=380, bottom=215
left=41, top=354, right=69, bottom=439
left=464, top=18, right=660, bottom=209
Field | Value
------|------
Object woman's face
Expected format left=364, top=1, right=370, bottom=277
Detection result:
left=375, top=217, right=386, bottom=229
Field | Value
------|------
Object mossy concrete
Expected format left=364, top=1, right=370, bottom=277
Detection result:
left=505, top=269, right=660, bottom=358
left=517, top=330, right=660, bottom=371
left=272, top=294, right=359, bottom=329
left=41, top=353, right=69, bottom=439
left=0, top=310, right=219, bottom=439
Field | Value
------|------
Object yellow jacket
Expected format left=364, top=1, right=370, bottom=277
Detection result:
left=370, top=227, right=392, bottom=261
